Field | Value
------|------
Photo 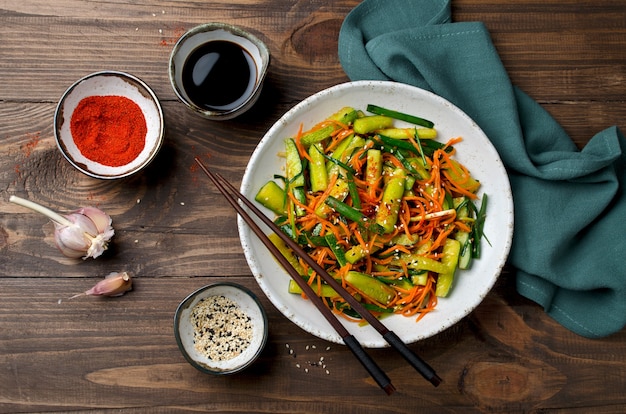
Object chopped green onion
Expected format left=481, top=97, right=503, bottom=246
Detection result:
left=472, top=194, right=489, bottom=258
left=324, top=195, right=385, bottom=235
left=367, top=104, right=434, bottom=128
left=347, top=177, right=361, bottom=209
left=377, top=134, right=417, bottom=153
left=414, top=128, right=427, bottom=166
left=313, top=144, right=357, bottom=175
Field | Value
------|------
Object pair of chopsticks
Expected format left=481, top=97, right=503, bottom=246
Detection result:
left=195, top=157, right=442, bottom=394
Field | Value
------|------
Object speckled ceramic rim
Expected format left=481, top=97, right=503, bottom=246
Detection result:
left=168, top=22, right=270, bottom=120
left=54, top=71, right=164, bottom=179
left=174, top=282, right=269, bottom=375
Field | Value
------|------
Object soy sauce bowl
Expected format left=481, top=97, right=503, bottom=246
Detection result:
left=174, top=282, right=268, bottom=375
left=168, top=23, right=270, bottom=120
left=54, top=71, right=164, bottom=179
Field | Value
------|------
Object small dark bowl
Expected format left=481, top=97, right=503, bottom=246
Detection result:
left=174, top=282, right=268, bottom=375
left=168, top=22, right=270, bottom=120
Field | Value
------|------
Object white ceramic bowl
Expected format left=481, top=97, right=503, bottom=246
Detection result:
left=239, top=80, right=514, bottom=348
left=174, top=282, right=268, bottom=375
left=54, top=71, right=164, bottom=179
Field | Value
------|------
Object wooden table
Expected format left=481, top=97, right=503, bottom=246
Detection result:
left=1, top=1, right=625, bottom=412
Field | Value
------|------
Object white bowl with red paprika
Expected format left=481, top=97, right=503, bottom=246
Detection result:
left=54, top=71, right=164, bottom=179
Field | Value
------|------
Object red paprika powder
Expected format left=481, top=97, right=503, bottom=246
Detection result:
left=70, top=95, right=147, bottom=167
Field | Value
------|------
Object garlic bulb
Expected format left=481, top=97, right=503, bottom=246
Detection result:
left=70, top=271, right=133, bottom=299
left=9, top=195, right=114, bottom=259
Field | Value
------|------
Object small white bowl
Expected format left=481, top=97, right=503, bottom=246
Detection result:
left=54, top=71, right=164, bottom=179
left=169, top=23, right=270, bottom=120
left=174, top=282, right=268, bottom=375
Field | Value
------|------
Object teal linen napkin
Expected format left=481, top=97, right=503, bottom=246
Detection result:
left=338, top=0, right=626, bottom=338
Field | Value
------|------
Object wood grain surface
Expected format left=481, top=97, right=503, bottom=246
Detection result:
left=1, top=1, right=625, bottom=413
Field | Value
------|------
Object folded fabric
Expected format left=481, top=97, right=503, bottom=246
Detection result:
left=338, top=0, right=626, bottom=338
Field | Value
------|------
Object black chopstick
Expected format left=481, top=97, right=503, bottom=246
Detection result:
left=195, top=157, right=441, bottom=388
left=194, top=158, right=395, bottom=395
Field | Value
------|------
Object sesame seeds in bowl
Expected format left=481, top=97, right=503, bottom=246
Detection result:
left=174, top=282, right=268, bottom=375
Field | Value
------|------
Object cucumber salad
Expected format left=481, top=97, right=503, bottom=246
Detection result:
left=255, top=104, right=488, bottom=322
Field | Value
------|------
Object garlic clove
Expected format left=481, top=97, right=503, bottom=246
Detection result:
left=54, top=217, right=94, bottom=251
left=78, top=207, right=113, bottom=234
left=9, top=196, right=115, bottom=260
left=56, top=211, right=114, bottom=259
left=71, top=272, right=133, bottom=299
left=53, top=230, right=87, bottom=258
left=66, top=209, right=114, bottom=259
left=66, top=212, right=100, bottom=237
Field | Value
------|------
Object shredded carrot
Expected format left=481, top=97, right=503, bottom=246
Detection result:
left=312, top=173, right=339, bottom=211
left=379, top=244, right=411, bottom=257
left=371, top=255, right=394, bottom=265
left=371, top=270, right=402, bottom=277
left=335, top=127, right=353, bottom=140
left=287, top=191, right=312, bottom=214
left=293, top=123, right=313, bottom=163
left=445, top=136, right=463, bottom=148
left=353, top=227, right=368, bottom=251
left=454, top=220, right=472, bottom=233
left=383, top=152, right=404, bottom=169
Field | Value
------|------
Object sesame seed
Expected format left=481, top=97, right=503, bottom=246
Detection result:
left=189, top=295, right=253, bottom=362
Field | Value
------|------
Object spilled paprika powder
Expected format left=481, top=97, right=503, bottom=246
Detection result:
left=70, top=95, right=147, bottom=167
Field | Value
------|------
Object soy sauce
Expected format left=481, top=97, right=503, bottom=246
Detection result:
left=182, top=40, right=257, bottom=111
